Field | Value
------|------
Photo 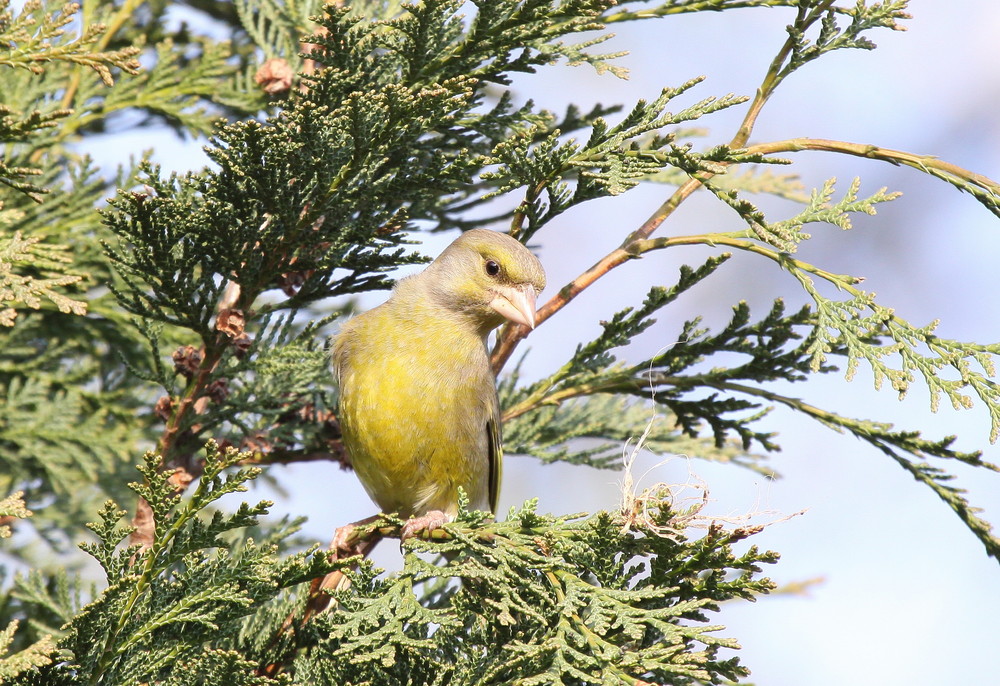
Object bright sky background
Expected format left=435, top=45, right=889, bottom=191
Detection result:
left=86, top=2, right=1000, bottom=683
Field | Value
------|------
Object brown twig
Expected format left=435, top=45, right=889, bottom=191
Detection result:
left=301, top=528, right=383, bottom=621
left=129, top=340, right=226, bottom=549
left=238, top=447, right=350, bottom=468
left=745, top=138, right=1000, bottom=199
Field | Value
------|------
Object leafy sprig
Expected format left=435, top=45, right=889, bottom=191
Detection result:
left=802, top=279, right=1000, bottom=441
left=0, top=0, right=140, bottom=85
left=0, top=619, right=56, bottom=681
left=708, top=175, right=900, bottom=251
left=0, top=232, right=86, bottom=326
left=485, top=77, right=749, bottom=241
left=781, top=0, right=910, bottom=77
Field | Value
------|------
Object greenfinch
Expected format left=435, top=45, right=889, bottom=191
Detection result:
left=334, top=229, right=546, bottom=535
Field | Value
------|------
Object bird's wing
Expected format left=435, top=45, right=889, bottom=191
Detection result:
left=487, top=397, right=502, bottom=514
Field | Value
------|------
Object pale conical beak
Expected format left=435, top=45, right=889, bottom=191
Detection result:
left=489, top=284, right=538, bottom=329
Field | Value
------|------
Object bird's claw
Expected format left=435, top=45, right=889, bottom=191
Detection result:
left=331, top=523, right=360, bottom=559
left=400, top=510, right=450, bottom=541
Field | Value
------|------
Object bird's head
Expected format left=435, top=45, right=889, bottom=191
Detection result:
left=423, top=229, right=546, bottom=334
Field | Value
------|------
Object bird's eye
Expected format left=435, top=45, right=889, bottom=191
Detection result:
left=484, top=259, right=501, bottom=277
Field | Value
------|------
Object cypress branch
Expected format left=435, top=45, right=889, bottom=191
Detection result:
left=3, top=1, right=1000, bottom=683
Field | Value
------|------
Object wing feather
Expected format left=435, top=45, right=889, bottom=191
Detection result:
left=487, top=394, right=502, bottom=514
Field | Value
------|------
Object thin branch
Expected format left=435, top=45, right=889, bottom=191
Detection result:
left=746, top=138, right=1000, bottom=214
left=238, top=447, right=350, bottom=468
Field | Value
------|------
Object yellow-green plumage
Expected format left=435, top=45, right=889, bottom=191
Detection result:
left=334, top=230, right=545, bottom=520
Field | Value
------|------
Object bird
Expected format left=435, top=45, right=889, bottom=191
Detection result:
left=333, top=229, right=546, bottom=538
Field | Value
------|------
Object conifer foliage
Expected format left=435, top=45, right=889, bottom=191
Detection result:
left=1, top=0, right=998, bottom=683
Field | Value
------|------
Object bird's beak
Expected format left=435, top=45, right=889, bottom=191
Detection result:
left=489, top=284, right=538, bottom=329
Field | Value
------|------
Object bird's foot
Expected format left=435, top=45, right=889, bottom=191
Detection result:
left=400, top=510, right=451, bottom=541
left=331, top=523, right=360, bottom=559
